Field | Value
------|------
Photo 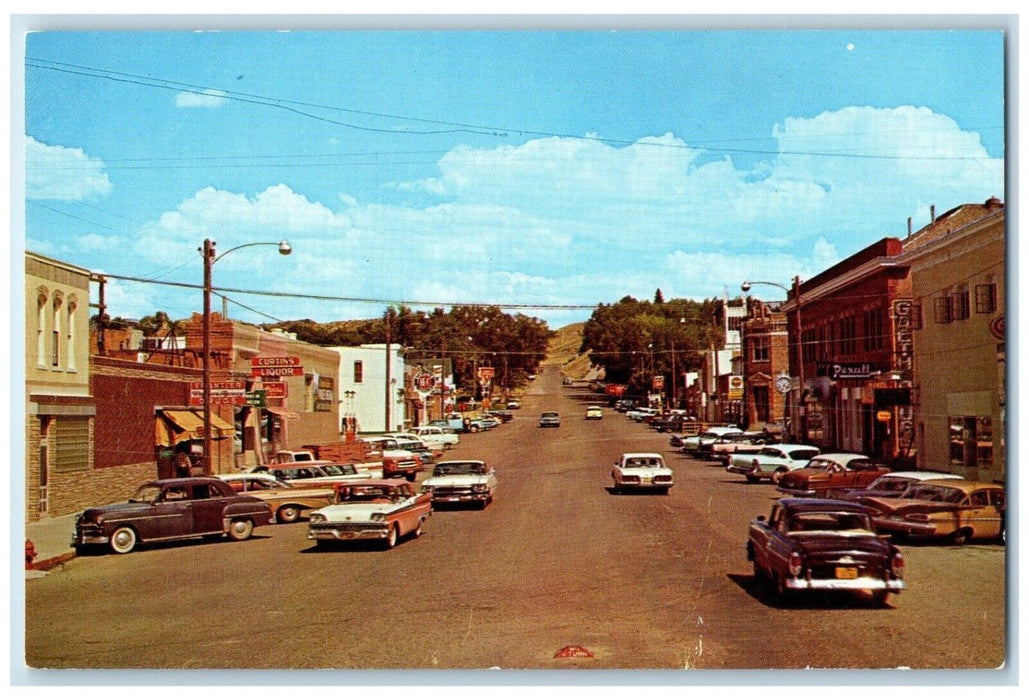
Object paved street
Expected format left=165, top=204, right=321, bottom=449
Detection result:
left=25, top=366, right=1006, bottom=672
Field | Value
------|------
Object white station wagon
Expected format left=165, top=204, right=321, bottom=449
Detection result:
left=611, top=452, right=674, bottom=494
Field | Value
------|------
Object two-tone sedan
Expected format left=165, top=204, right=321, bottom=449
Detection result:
left=307, top=479, right=432, bottom=549
left=747, top=498, right=906, bottom=606
left=72, top=477, right=274, bottom=555
left=420, top=460, right=498, bottom=509
left=776, top=453, right=891, bottom=497
left=858, top=479, right=1005, bottom=545
left=611, top=452, right=674, bottom=494
left=727, top=444, right=820, bottom=484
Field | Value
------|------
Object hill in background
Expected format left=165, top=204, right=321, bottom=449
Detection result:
left=544, top=322, right=603, bottom=381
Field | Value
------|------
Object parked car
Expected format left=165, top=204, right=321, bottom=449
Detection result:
left=72, top=477, right=274, bottom=555
left=539, top=411, right=561, bottom=428
left=625, top=407, right=659, bottom=422
left=611, top=452, right=674, bottom=494
left=711, top=432, right=778, bottom=465
left=420, top=460, right=498, bottom=509
left=486, top=409, right=514, bottom=423
left=728, top=444, right=820, bottom=484
left=506, top=399, right=521, bottom=410
left=858, top=480, right=1005, bottom=545
left=585, top=405, right=604, bottom=420
left=307, top=479, right=432, bottom=549
left=258, top=462, right=373, bottom=487
left=361, top=438, right=425, bottom=480
left=698, top=430, right=765, bottom=461
left=412, top=425, right=460, bottom=449
left=681, top=426, right=743, bottom=456
left=613, top=399, right=637, bottom=413
left=747, top=498, right=905, bottom=606
left=830, top=470, right=963, bottom=501
left=270, top=450, right=316, bottom=463
left=777, top=453, right=891, bottom=497
left=217, top=474, right=333, bottom=523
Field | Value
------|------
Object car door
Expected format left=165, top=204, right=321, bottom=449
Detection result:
left=962, top=488, right=1003, bottom=539
left=152, top=484, right=194, bottom=539
left=188, top=482, right=227, bottom=535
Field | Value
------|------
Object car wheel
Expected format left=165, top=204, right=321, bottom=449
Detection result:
left=227, top=518, right=254, bottom=541
left=411, top=522, right=422, bottom=538
left=950, top=527, right=972, bottom=546
left=469, top=425, right=479, bottom=433
left=385, top=524, right=399, bottom=549
left=277, top=505, right=301, bottom=524
left=109, top=526, right=137, bottom=554
left=772, top=468, right=787, bottom=485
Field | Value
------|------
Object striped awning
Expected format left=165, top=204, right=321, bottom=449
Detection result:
left=155, top=409, right=234, bottom=447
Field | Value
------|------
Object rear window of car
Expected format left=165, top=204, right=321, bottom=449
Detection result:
left=789, top=449, right=820, bottom=460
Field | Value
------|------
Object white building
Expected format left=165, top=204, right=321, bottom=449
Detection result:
left=332, top=344, right=406, bottom=434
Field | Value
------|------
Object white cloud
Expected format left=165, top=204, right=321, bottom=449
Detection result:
left=25, top=136, right=112, bottom=201
left=174, top=89, right=227, bottom=108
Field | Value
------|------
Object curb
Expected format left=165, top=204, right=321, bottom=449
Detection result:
left=26, top=550, right=76, bottom=573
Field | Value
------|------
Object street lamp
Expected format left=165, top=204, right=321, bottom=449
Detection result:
left=741, top=276, right=804, bottom=436
left=201, top=238, right=291, bottom=474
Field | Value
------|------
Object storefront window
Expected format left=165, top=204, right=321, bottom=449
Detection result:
left=949, top=415, right=993, bottom=468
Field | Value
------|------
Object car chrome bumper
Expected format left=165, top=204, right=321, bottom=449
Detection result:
left=308, top=525, right=389, bottom=541
left=786, top=576, right=906, bottom=592
left=72, top=533, right=108, bottom=546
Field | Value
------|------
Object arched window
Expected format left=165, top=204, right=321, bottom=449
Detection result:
left=36, top=286, right=49, bottom=367
left=66, top=295, right=78, bottom=371
left=51, top=291, right=64, bottom=368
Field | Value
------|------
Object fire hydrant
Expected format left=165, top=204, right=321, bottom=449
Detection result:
left=25, top=539, right=37, bottom=568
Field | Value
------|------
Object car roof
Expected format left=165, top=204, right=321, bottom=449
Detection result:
left=766, top=444, right=819, bottom=451
left=622, top=452, right=664, bottom=459
left=436, top=459, right=485, bottom=466
left=335, top=478, right=411, bottom=489
left=877, top=471, right=961, bottom=480
left=918, top=479, right=1003, bottom=491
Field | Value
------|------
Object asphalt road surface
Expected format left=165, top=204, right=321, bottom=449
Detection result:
left=24, top=366, right=1007, bottom=673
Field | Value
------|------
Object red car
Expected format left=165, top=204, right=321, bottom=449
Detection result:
left=777, top=453, right=890, bottom=497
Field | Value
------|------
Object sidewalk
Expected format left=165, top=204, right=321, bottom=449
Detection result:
left=25, top=513, right=79, bottom=577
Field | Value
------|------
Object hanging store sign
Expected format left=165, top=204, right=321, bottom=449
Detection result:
left=261, top=381, right=288, bottom=398
left=727, top=375, right=743, bottom=400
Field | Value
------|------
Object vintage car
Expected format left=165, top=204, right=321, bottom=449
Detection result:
left=505, top=399, right=521, bottom=410
left=539, top=411, right=561, bottom=428
left=361, top=438, right=425, bottom=480
left=307, top=479, right=432, bottom=549
left=411, top=425, right=460, bottom=449
left=72, top=477, right=274, bottom=555
left=420, top=460, right=498, bottom=508
left=830, top=470, right=963, bottom=501
left=611, top=452, right=674, bottom=494
left=258, top=461, right=373, bottom=487
left=585, top=405, right=604, bottom=420
left=858, top=480, right=1005, bottom=544
left=727, top=444, right=820, bottom=484
left=747, top=498, right=905, bottom=606
left=217, top=474, right=333, bottom=523
left=713, top=433, right=779, bottom=466
left=625, top=407, right=660, bottom=422
left=680, top=426, right=742, bottom=455
left=776, top=453, right=891, bottom=497
left=700, top=431, right=766, bottom=461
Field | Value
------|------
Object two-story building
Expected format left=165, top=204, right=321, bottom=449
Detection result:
left=332, top=344, right=407, bottom=434
left=739, top=299, right=790, bottom=432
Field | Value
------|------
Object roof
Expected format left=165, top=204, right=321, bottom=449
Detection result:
left=621, top=452, right=664, bottom=459
left=776, top=497, right=879, bottom=514
left=918, top=479, right=1003, bottom=492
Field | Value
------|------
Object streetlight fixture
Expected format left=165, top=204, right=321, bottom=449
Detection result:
left=201, top=238, right=291, bottom=474
left=741, top=276, right=804, bottom=437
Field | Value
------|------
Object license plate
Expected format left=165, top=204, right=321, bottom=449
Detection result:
left=340, top=532, right=355, bottom=539
left=835, top=567, right=858, bottom=579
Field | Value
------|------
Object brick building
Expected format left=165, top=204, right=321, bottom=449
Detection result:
left=782, top=238, right=913, bottom=459
left=739, top=299, right=790, bottom=432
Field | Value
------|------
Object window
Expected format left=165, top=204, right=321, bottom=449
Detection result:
left=933, top=296, right=953, bottom=324
left=51, top=292, right=63, bottom=368
left=66, top=297, right=78, bottom=371
left=863, top=307, right=885, bottom=352
left=53, top=416, right=90, bottom=472
left=911, top=302, right=923, bottom=330
left=752, top=336, right=769, bottom=362
left=949, top=415, right=993, bottom=468
left=36, top=287, right=48, bottom=367
left=353, top=360, right=363, bottom=383
left=975, top=283, right=997, bottom=314
left=951, top=285, right=970, bottom=321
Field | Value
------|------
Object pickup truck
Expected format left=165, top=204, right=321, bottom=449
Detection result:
left=445, top=412, right=491, bottom=433
left=361, top=437, right=425, bottom=481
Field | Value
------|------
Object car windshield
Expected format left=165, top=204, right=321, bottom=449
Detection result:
left=900, top=484, right=966, bottom=503
left=788, top=511, right=872, bottom=533
left=542, top=412, right=558, bottom=417
left=130, top=485, right=162, bottom=503
left=866, top=477, right=911, bottom=492
left=433, top=462, right=485, bottom=476
left=336, top=486, right=406, bottom=504
left=804, top=459, right=836, bottom=472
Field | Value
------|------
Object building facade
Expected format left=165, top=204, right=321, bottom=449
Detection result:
left=25, top=253, right=96, bottom=522
left=333, top=344, right=407, bottom=434
left=782, top=238, right=913, bottom=459
left=898, top=197, right=1005, bottom=481
left=739, top=299, right=790, bottom=432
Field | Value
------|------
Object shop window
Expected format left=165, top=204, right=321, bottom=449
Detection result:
left=353, top=360, right=364, bottom=383
left=951, top=286, right=970, bottom=321
left=949, top=415, right=993, bottom=468
left=975, top=282, right=997, bottom=314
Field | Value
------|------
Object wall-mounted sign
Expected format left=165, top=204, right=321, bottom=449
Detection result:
left=314, top=376, right=334, bottom=412
left=251, top=356, right=304, bottom=377
left=818, top=362, right=878, bottom=380
left=261, top=381, right=288, bottom=398
left=876, top=410, right=893, bottom=422
left=990, top=315, right=1005, bottom=341
left=188, top=380, right=246, bottom=406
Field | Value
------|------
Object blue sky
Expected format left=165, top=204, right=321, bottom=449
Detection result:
left=19, top=26, right=1006, bottom=329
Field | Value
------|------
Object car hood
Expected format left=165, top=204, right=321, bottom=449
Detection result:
left=779, top=469, right=829, bottom=486
left=423, top=475, right=487, bottom=487
left=80, top=501, right=155, bottom=519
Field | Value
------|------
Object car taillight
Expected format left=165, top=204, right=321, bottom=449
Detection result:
left=891, top=551, right=905, bottom=575
left=788, top=552, right=803, bottom=577
left=654, top=475, right=672, bottom=483
left=624, top=475, right=641, bottom=483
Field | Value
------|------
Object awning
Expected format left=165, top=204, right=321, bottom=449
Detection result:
left=155, top=409, right=234, bottom=447
left=264, top=406, right=300, bottom=420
